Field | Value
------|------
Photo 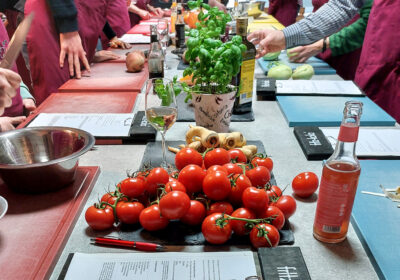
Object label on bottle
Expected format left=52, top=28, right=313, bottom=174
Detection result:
left=314, top=165, right=360, bottom=233
left=338, top=123, right=359, bottom=142
left=238, top=59, right=255, bottom=105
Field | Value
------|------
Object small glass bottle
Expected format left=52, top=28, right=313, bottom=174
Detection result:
left=233, top=17, right=256, bottom=114
left=313, top=101, right=363, bottom=243
left=175, top=3, right=185, bottom=49
left=148, top=24, right=164, bottom=79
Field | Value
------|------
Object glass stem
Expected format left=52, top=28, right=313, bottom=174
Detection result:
left=161, top=131, right=167, bottom=168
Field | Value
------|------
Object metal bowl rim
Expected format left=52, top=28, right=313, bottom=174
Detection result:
left=0, top=126, right=95, bottom=169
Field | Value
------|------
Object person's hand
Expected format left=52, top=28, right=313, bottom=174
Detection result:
left=93, top=50, right=122, bottom=63
left=209, top=0, right=227, bottom=12
left=0, top=68, right=21, bottom=115
left=163, top=9, right=171, bottom=17
left=139, top=10, right=151, bottom=20
left=23, top=98, right=36, bottom=114
left=109, top=37, right=132, bottom=49
left=288, top=39, right=323, bottom=63
left=154, top=8, right=164, bottom=18
left=247, top=29, right=286, bottom=58
left=59, top=31, right=90, bottom=79
left=0, top=116, right=26, bottom=132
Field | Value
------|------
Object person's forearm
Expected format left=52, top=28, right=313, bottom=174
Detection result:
left=128, top=4, right=145, bottom=14
left=283, top=0, right=365, bottom=48
left=329, top=0, right=372, bottom=56
left=46, top=0, right=78, bottom=33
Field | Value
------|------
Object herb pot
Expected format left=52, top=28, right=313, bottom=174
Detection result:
left=192, top=90, right=236, bottom=133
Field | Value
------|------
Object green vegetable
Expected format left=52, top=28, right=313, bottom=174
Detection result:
left=286, top=48, right=298, bottom=57
left=263, top=51, right=281, bottom=61
left=267, top=64, right=292, bottom=80
left=292, top=64, right=314, bottom=80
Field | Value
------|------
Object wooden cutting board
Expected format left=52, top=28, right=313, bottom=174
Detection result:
left=0, top=166, right=100, bottom=280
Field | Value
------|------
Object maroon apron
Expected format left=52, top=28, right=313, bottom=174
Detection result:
left=268, top=0, right=298, bottom=27
left=3, top=9, right=33, bottom=94
left=25, top=0, right=108, bottom=105
left=355, top=0, right=400, bottom=122
left=313, top=0, right=361, bottom=80
left=0, top=21, right=23, bottom=117
left=129, top=0, right=151, bottom=27
left=101, top=0, right=131, bottom=49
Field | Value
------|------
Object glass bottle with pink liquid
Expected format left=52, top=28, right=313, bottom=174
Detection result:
left=313, top=101, right=363, bottom=243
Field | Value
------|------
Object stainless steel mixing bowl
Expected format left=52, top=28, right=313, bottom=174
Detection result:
left=0, top=127, right=95, bottom=193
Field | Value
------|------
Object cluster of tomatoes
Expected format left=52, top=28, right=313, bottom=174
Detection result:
left=85, top=147, right=318, bottom=248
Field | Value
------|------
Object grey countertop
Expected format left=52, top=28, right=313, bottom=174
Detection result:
left=49, top=51, right=379, bottom=280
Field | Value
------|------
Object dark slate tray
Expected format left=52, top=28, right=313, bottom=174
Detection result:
left=125, top=140, right=295, bottom=246
left=176, top=93, right=255, bottom=122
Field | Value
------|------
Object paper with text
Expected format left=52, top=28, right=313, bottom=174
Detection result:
left=28, top=113, right=134, bottom=137
left=120, top=34, right=150, bottom=44
left=321, top=127, right=400, bottom=157
left=64, top=251, right=257, bottom=280
left=276, top=80, right=363, bottom=96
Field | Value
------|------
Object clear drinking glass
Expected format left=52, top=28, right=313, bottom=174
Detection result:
left=157, top=19, right=170, bottom=69
left=144, top=78, right=177, bottom=168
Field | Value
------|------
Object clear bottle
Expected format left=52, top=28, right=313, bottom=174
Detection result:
left=148, top=24, right=164, bottom=79
left=233, top=0, right=239, bottom=19
left=175, top=3, right=185, bottom=49
left=233, top=17, right=256, bottom=114
left=313, top=101, right=363, bottom=243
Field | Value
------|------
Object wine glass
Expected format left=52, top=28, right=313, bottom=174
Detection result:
left=157, top=19, right=170, bottom=69
left=144, top=78, right=178, bottom=169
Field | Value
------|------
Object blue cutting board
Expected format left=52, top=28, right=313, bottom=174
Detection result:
left=257, top=52, right=337, bottom=75
left=351, top=160, right=400, bottom=280
left=276, top=96, right=396, bottom=127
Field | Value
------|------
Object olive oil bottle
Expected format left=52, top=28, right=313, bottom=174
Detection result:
left=233, top=17, right=256, bottom=114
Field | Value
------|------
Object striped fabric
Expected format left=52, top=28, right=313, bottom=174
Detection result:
left=283, top=0, right=366, bottom=48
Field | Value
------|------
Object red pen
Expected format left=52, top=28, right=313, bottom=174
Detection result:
left=90, top=237, right=165, bottom=252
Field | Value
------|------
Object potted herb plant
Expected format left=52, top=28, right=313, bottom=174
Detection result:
left=181, top=0, right=246, bottom=132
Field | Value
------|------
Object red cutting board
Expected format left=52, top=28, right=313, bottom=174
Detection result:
left=105, top=45, right=150, bottom=63
left=58, top=62, right=148, bottom=92
left=17, top=91, right=138, bottom=129
left=127, top=18, right=171, bottom=35
left=0, top=166, right=100, bottom=280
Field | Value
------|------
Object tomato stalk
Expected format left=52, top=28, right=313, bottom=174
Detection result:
left=255, top=224, right=273, bottom=247
left=215, top=214, right=278, bottom=229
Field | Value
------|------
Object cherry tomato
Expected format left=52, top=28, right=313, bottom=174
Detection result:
left=227, top=149, right=247, bottom=163
left=116, top=201, right=144, bottom=224
left=159, top=191, right=191, bottom=220
left=228, top=174, right=252, bottom=206
left=258, top=205, right=285, bottom=230
left=223, top=163, right=244, bottom=175
left=250, top=223, right=280, bottom=248
left=206, top=165, right=228, bottom=175
left=201, top=213, right=232, bottom=244
left=292, top=171, right=319, bottom=198
left=202, top=170, right=231, bottom=201
left=266, top=185, right=282, bottom=201
left=100, top=192, right=121, bottom=205
left=230, top=207, right=256, bottom=236
left=145, top=167, right=170, bottom=196
left=251, top=156, right=273, bottom=172
left=180, top=200, right=206, bottom=226
left=204, top=148, right=231, bottom=169
left=273, top=195, right=297, bottom=219
left=139, top=204, right=169, bottom=231
left=85, top=205, right=114, bottom=231
left=207, top=201, right=234, bottom=216
left=246, top=166, right=271, bottom=187
left=175, top=147, right=203, bottom=170
left=119, top=177, right=146, bottom=198
left=178, top=164, right=206, bottom=193
left=165, top=178, right=187, bottom=193
left=242, top=187, right=268, bottom=212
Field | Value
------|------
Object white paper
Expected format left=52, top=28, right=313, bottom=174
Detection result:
left=120, top=34, right=150, bottom=44
left=276, top=80, right=363, bottom=96
left=28, top=113, right=134, bottom=137
left=321, top=127, right=400, bottom=157
left=64, top=251, right=257, bottom=280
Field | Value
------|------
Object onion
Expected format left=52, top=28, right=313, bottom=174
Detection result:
left=126, top=51, right=145, bottom=73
